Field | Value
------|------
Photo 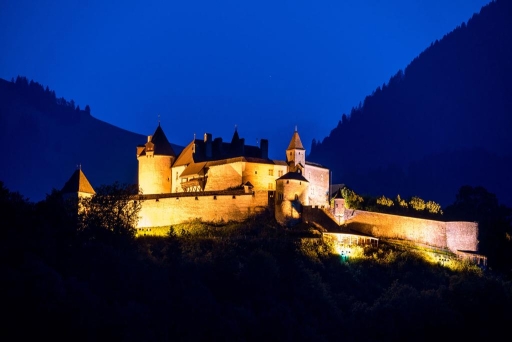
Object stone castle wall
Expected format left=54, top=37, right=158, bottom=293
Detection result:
left=344, top=210, right=478, bottom=252
left=446, top=221, right=479, bottom=252
left=275, top=178, right=308, bottom=225
left=138, top=155, right=172, bottom=195
left=304, top=164, right=330, bottom=206
left=204, top=162, right=243, bottom=191
left=136, top=190, right=270, bottom=228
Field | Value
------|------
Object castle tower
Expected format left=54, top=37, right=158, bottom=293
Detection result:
left=229, top=125, right=245, bottom=156
left=275, top=171, right=309, bottom=226
left=137, top=124, right=176, bottom=195
left=61, top=167, right=96, bottom=201
left=286, top=127, right=306, bottom=173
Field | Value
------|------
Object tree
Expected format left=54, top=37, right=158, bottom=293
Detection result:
left=79, top=182, right=141, bottom=243
left=445, top=185, right=512, bottom=274
left=377, top=195, right=394, bottom=207
left=341, top=187, right=364, bottom=210
left=425, top=200, right=442, bottom=215
left=409, top=196, right=426, bottom=211
left=395, top=194, right=408, bottom=209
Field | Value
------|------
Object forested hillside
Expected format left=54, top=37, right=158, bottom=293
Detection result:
left=2, top=182, right=511, bottom=341
left=309, top=0, right=512, bottom=207
left=0, top=76, right=182, bottom=202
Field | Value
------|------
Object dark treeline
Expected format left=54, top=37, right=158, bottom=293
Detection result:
left=309, top=0, right=512, bottom=207
left=1, top=180, right=512, bottom=341
left=9, top=75, right=91, bottom=120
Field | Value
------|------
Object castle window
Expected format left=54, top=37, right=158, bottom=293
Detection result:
left=268, top=183, right=273, bottom=190
left=278, top=193, right=283, bottom=200
left=295, top=194, right=299, bottom=200
left=268, top=169, right=273, bottom=176
left=255, top=171, right=258, bottom=174
left=214, top=195, right=217, bottom=200
left=176, top=172, right=178, bottom=180
left=278, top=170, right=283, bottom=177
left=286, top=180, right=289, bottom=184
left=232, top=195, right=236, bottom=199
left=195, top=196, right=198, bottom=200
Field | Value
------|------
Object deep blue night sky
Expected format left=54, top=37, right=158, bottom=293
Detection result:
left=0, top=0, right=491, bottom=159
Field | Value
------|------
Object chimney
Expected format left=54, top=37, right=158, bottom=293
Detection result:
left=147, top=135, right=152, bottom=142
left=239, top=138, right=245, bottom=156
left=260, top=139, right=268, bottom=159
left=214, top=137, right=223, bottom=156
left=204, top=133, right=212, bottom=158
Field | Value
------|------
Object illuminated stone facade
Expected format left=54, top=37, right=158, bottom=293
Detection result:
left=135, top=125, right=330, bottom=228
left=60, top=128, right=484, bottom=264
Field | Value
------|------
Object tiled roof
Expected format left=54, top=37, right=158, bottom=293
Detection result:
left=150, top=125, right=176, bottom=156
left=305, top=161, right=327, bottom=168
left=180, top=162, right=207, bottom=178
left=173, top=128, right=269, bottom=166
left=140, top=124, right=176, bottom=157
left=287, top=131, right=305, bottom=150
left=277, top=171, right=309, bottom=182
left=61, top=169, right=95, bottom=194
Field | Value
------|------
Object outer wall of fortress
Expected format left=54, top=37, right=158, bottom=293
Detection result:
left=136, top=190, right=271, bottom=229
left=136, top=191, right=479, bottom=257
left=342, top=209, right=478, bottom=253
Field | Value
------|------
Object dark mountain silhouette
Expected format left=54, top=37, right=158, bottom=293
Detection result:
left=309, top=0, right=512, bottom=207
left=0, top=77, right=183, bottom=202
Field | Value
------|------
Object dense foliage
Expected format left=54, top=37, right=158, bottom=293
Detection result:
left=340, top=186, right=443, bottom=219
left=10, top=75, right=91, bottom=117
left=1, top=181, right=511, bottom=341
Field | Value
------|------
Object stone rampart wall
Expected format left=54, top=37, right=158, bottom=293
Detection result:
left=137, top=190, right=269, bottom=228
left=344, top=210, right=479, bottom=253
left=345, top=210, right=448, bottom=249
left=304, top=164, right=329, bottom=206
left=204, top=162, right=243, bottom=191
left=446, top=221, right=479, bottom=252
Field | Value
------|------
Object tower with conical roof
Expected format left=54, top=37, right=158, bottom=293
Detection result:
left=61, top=167, right=96, bottom=201
left=286, top=127, right=306, bottom=173
left=137, top=124, right=176, bottom=195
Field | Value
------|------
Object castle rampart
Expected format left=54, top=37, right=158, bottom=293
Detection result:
left=343, top=210, right=478, bottom=253
left=136, top=189, right=271, bottom=228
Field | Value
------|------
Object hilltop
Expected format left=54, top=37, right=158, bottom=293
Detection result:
left=309, top=0, right=512, bottom=207
left=0, top=77, right=183, bottom=202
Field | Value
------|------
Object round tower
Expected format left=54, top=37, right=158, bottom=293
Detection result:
left=275, top=170, right=309, bottom=226
left=137, top=124, right=176, bottom=195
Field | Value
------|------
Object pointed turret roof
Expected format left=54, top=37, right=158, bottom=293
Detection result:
left=61, top=169, right=95, bottom=194
left=150, top=124, right=176, bottom=156
left=287, top=129, right=305, bottom=150
left=231, top=126, right=240, bottom=145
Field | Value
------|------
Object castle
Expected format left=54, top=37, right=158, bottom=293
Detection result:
left=61, top=123, right=486, bottom=266
left=134, top=124, right=329, bottom=228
